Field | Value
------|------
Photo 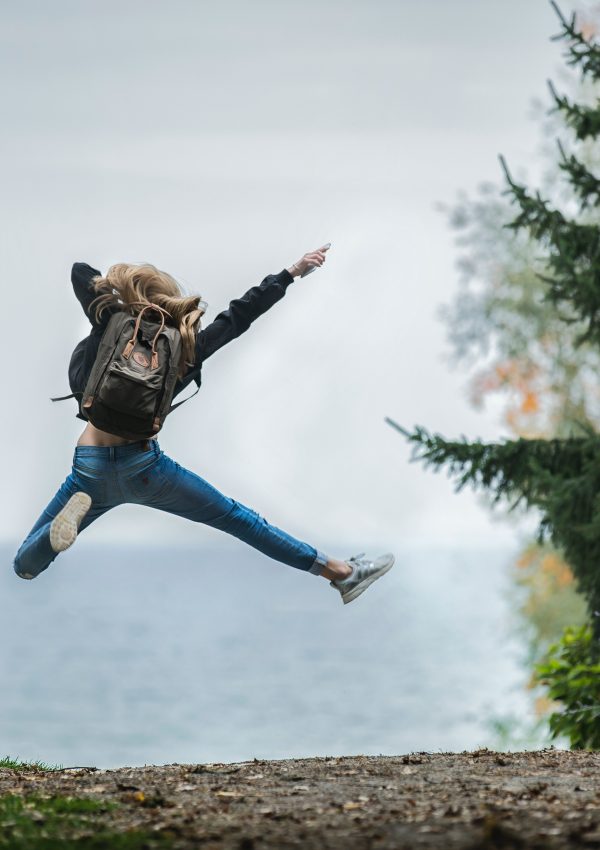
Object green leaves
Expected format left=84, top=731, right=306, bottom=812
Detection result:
left=535, top=624, right=600, bottom=749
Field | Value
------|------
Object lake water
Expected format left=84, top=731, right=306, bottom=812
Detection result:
left=1, top=540, right=534, bottom=769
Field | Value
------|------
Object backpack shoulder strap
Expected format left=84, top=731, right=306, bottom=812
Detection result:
left=168, top=383, right=200, bottom=413
left=50, top=391, right=83, bottom=402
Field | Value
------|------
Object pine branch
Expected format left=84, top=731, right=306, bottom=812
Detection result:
left=548, top=81, right=600, bottom=142
left=499, top=153, right=566, bottom=237
left=385, top=418, right=600, bottom=635
left=556, top=139, right=600, bottom=207
left=550, top=1, right=600, bottom=80
left=498, top=154, right=600, bottom=344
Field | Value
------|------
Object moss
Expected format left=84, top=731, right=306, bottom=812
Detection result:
left=0, top=793, right=174, bottom=849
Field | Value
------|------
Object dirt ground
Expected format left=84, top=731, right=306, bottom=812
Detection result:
left=2, top=749, right=600, bottom=849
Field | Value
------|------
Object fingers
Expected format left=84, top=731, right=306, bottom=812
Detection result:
left=306, top=249, right=327, bottom=266
left=296, top=246, right=328, bottom=274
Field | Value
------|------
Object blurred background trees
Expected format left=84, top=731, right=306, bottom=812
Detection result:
left=389, top=2, right=600, bottom=747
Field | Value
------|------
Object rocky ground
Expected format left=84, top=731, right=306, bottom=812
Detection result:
left=1, top=749, right=600, bottom=848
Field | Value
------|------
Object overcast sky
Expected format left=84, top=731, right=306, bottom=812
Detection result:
left=1, top=0, right=583, bottom=557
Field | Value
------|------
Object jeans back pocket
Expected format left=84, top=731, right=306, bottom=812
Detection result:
left=122, top=453, right=169, bottom=502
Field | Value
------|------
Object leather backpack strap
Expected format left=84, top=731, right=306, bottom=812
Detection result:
left=122, top=302, right=172, bottom=362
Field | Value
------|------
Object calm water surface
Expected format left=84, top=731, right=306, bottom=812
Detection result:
left=1, top=541, right=530, bottom=769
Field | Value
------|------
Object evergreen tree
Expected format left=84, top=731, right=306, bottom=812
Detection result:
left=434, top=4, right=600, bottom=745
left=388, top=2, right=600, bottom=745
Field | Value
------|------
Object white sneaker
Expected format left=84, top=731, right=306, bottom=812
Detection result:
left=49, top=492, right=92, bottom=553
left=330, top=551, right=395, bottom=604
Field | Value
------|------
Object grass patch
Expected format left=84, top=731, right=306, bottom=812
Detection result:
left=0, top=793, right=175, bottom=848
left=0, top=756, right=64, bottom=772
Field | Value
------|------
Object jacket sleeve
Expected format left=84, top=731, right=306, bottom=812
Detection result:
left=195, top=268, right=295, bottom=363
left=71, top=261, right=116, bottom=329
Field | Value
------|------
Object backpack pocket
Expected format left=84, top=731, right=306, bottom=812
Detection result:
left=98, top=361, right=164, bottom=418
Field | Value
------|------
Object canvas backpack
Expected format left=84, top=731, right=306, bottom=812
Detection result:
left=51, top=303, right=199, bottom=440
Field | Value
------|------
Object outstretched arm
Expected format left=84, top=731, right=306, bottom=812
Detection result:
left=195, top=268, right=292, bottom=362
left=196, top=246, right=328, bottom=362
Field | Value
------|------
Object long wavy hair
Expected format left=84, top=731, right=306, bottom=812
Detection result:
left=88, top=263, right=207, bottom=380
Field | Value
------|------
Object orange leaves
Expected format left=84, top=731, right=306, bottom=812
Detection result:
left=521, top=391, right=539, bottom=414
left=515, top=543, right=574, bottom=602
left=513, top=542, right=586, bottom=650
left=516, top=548, right=537, bottom=570
left=540, top=553, right=574, bottom=588
left=469, top=357, right=547, bottom=437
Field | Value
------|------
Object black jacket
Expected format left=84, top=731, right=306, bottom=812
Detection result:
left=67, top=262, right=295, bottom=422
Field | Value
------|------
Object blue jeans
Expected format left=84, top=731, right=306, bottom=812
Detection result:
left=13, top=438, right=329, bottom=581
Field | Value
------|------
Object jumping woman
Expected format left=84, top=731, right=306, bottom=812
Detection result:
left=12, top=246, right=395, bottom=603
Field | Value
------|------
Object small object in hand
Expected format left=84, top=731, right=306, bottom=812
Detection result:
left=301, top=242, right=331, bottom=277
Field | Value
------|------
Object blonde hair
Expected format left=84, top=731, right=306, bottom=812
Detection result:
left=88, top=263, right=207, bottom=380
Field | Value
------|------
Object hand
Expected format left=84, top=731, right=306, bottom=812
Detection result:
left=287, top=244, right=330, bottom=278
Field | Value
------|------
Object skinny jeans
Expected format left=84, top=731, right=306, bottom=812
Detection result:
left=12, top=438, right=329, bottom=580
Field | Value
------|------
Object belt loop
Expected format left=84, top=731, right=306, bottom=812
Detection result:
left=109, top=446, right=115, bottom=462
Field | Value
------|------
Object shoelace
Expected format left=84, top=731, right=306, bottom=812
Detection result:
left=348, top=552, right=366, bottom=565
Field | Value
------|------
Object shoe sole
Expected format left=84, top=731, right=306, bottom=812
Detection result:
left=341, top=553, right=395, bottom=604
left=49, top=492, right=92, bottom=553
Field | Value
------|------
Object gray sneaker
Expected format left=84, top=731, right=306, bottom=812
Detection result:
left=50, top=492, right=92, bottom=553
left=330, top=551, right=395, bottom=604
